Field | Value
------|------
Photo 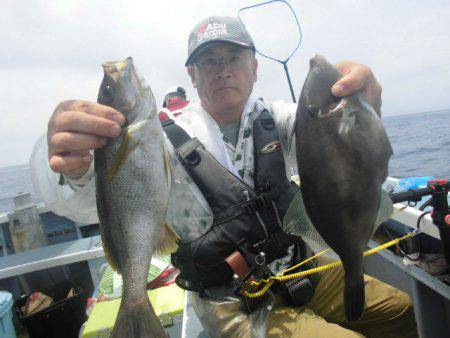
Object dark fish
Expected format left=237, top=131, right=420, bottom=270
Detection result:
left=294, top=55, right=393, bottom=321
left=95, top=57, right=174, bottom=337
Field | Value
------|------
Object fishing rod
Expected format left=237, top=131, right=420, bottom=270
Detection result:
left=238, top=0, right=302, bottom=103
left=389, top=179, right=450, bottom=265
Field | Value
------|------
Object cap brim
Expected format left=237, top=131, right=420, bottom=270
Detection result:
left=185, top=40, right=255, bottom=66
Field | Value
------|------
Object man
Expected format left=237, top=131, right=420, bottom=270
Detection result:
left=158, top=85, right=190, bottom=121
left=32, top=16, right=417, bottom=337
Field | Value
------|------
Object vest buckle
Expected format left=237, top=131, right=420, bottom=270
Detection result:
left=185, top=149, right=200, bottom=166
left=254, top=194, right=268, bottom=210
left=245, top=194, right=268, bottom=215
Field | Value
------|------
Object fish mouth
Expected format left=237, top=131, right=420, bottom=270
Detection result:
left=320, top=102, right=341, bottom=118
left=102, top=57, right=133, bottom=80
left=307, top=104, right=336, bottom=118
left=309, top=101, right=343, bottom=118
left=121, top=102, right=136, bottom=111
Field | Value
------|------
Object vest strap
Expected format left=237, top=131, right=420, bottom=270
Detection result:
left=161, top=118, right=191, bottom=148
left=177, top=138, right=204, bottom=167
left=162, top=117, right=309, bottom=293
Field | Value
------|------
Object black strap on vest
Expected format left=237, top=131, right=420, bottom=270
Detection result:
left=161, top=118, right=191, bottom=148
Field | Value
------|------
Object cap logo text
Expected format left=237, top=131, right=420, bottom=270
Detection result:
left=198, top=23, right=227, bottom=42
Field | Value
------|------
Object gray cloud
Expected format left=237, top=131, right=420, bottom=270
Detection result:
left=1, top=0, right=449, bottom=167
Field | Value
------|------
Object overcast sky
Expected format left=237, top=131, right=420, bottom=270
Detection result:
left=1, top=0, right=449, bottom=167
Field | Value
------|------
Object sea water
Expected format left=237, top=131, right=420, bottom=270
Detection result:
left=0, top=110, right=449, bottom=214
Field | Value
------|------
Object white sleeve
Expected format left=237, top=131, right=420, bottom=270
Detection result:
left=29, top=133, right=99, bottom=224
left=269, top=100, right=298, bottom=176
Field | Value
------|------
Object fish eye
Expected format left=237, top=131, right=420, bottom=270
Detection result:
left=101, top=83, right=115, bottom=103
left=307, top=104, right=319, bottom=118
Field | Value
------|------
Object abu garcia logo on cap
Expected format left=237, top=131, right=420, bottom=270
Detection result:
left=197, top=22, right=227, bottom=42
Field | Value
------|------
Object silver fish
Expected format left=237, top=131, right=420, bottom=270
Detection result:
left=95, top=57, right=175, bottom=337
left=294, top=55, right=393, bottom=321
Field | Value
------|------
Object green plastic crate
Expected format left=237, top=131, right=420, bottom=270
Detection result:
left=82, top=284, right=184, bottom=338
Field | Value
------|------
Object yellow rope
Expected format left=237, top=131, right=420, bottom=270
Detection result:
left=242, top=231, right=416, bottom=298
left=281, top=248, right=331, bottom=276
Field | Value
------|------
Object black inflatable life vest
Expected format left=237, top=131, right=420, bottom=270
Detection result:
left=163, top=110, right=305, bottom=292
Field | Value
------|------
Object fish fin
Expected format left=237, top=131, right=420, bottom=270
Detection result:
left=335, top=99, right=358, bottom=136
left=111, top=296, right=167, bottom=338
left=283, top=189, right=330, bottom=250
left=154, top=223, right=180, bottom=257
left=373, top=189, right=394, bottom=234
left=99, top=222, right=121, bottom=272
left=163, top=142, right=172, bottom=189
left=344, top=265, right=365, bottom=321
left=108, top=125, right=142, bottom=181
left=153, top=143, right=178, bottom=257
left=356, top=93, right=379, bottom=119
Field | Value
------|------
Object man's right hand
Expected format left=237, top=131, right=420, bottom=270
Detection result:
left=47, top=100, right=125, bottom=179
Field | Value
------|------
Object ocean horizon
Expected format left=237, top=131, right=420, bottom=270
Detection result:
left=1, top=109, right=449, bottom=214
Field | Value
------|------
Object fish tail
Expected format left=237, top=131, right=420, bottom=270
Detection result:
left=111, top=296, right=167, bottom=338
left=344, top=262, right=365, bottom=321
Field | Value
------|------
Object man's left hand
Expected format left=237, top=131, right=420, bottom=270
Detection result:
left=332, top=61, right=382, bottom=116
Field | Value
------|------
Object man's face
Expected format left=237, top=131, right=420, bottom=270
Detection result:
left=188, top=44, right=258, bottom=115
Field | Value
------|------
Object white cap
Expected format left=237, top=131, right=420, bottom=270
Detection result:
left=164, top=85, right=180, bottom=97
